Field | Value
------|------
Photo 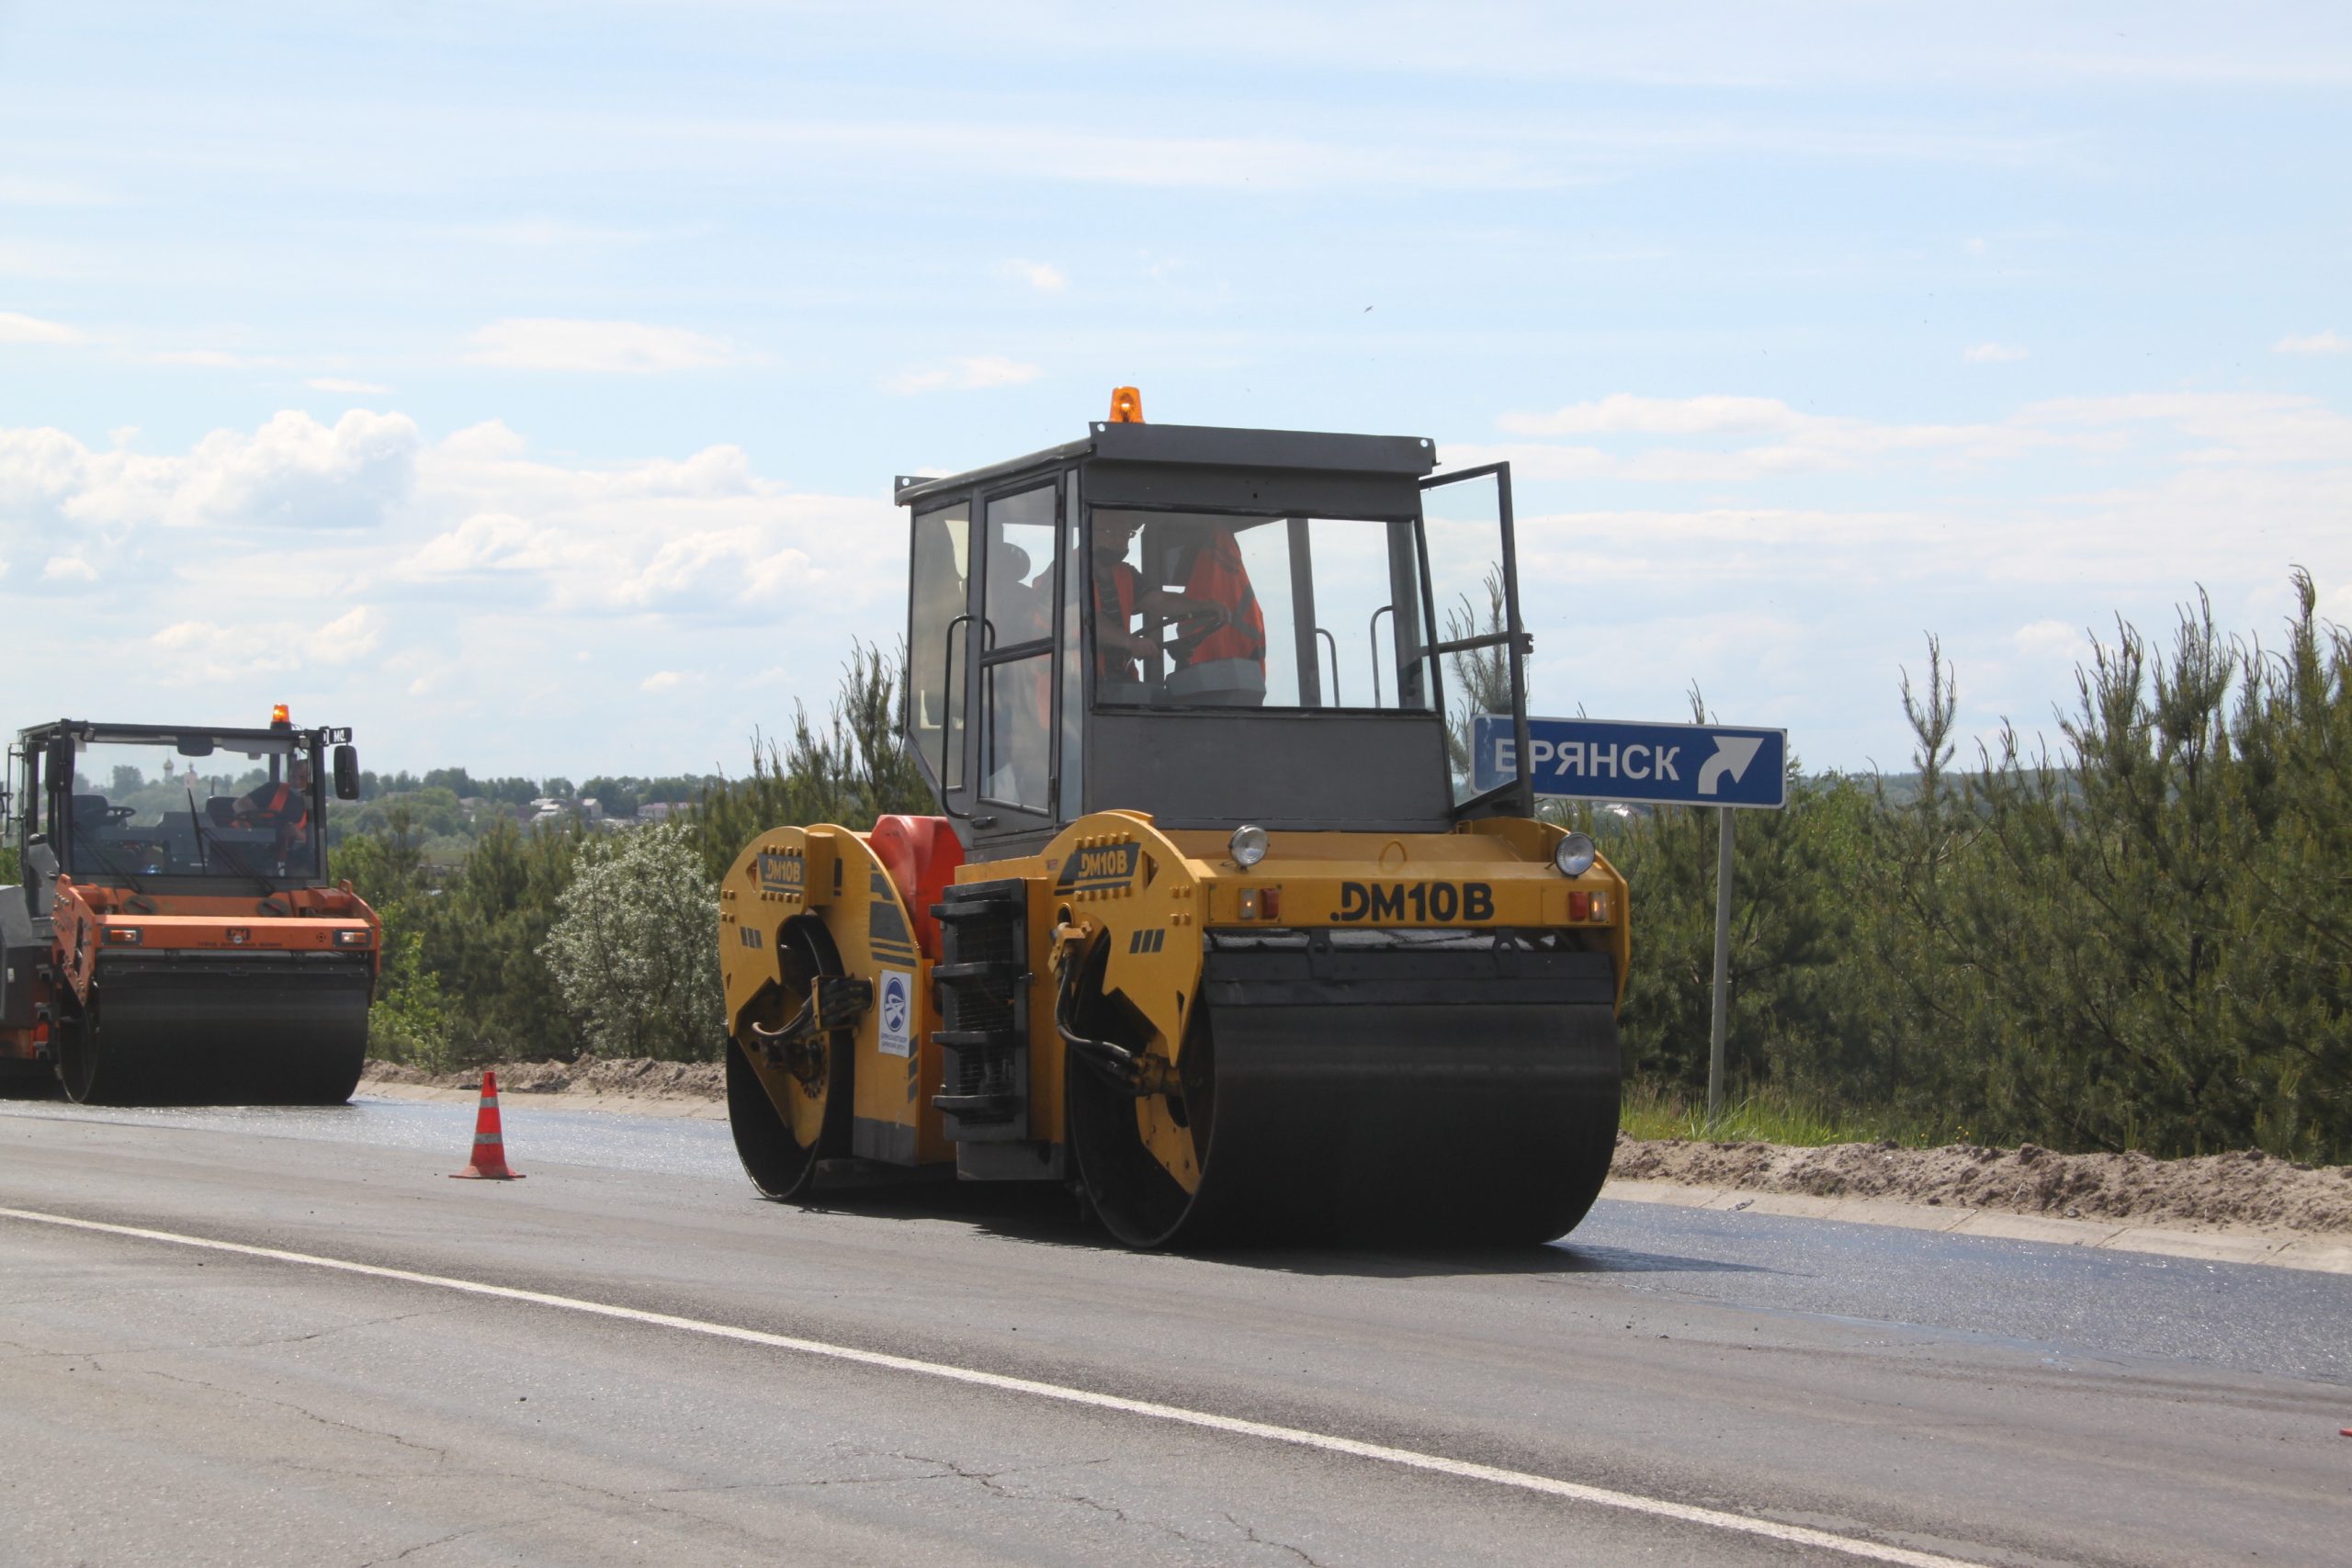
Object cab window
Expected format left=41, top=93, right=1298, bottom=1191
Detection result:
left=1089, top=509, right=1432, bottom=714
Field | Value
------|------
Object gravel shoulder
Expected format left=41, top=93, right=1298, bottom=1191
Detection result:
left=362, top=1058, right=2352, bottom=1271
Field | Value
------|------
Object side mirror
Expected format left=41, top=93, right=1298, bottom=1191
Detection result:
left=333, top=745, right=361, bottom=801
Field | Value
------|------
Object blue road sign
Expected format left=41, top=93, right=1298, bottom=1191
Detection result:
left=1473, top=716, right=1788, bottom=809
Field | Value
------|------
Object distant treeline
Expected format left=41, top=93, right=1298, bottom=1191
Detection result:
left=354, top=768, right=725, bottom=818
left=333, top=769, right=730, bottom=866
left=320, top=587, right=2348, bottom=1164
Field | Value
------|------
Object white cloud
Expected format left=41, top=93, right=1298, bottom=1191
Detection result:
left=1478, top=393, right=2061, bottom=479
left=466, top=318, right=736, bottom=374
left=150, top=348, right=272, bottom=368
left=147, top=608, right=384, bottom=685
left=42, top=556, right=97, bottom=583
left=1963, top=342, right=2030, bottom=363
left=0, top=409, right=421, bottom=536
left=2275, top=330, right=2350, bottom=356
left=883, top=356, right=1044, bottom=394
left=0, top=177, right=108, bottom=206
left=396, top=512, right=564, bottom=579
left=1499, top=393, right=1804, bottom=438
left=639, top=671, right=686, bottom=692
left=2011, top=619, right=2087, bottom=663
left=995, top=258, right=1068, bottom=292
left=2023, top=392, right=2352, bottom=465
left=307, top=377, right=393, bottom=395
left=0, top=311, right=84, bottom=344
left=1482, top=388, right=2352, bottom=484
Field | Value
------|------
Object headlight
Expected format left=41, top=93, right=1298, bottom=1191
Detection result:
left=1553, top=831, right=1597, bottom=877
left=1228, top=824, right=1269, bottom=868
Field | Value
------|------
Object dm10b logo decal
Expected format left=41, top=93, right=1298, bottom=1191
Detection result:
left=1329, top=881, right=1495, bottom=923
left=1055, top=842, right=1139, bottom=894
left=757, top=849, right=805, bottom=894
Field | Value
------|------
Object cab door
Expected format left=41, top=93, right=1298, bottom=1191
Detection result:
left=1419, top=462, right=1533, bottom=817
left=970, top=479, right=1061, bottom=838
left=907, top=497, right=978, bottom=820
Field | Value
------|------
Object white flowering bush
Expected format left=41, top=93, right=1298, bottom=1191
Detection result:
left=539, top=821, right=725, bottom=1061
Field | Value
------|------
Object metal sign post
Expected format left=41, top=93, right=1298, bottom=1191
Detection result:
left=1709, top=807, right=1734, bottom=1129
left=1473, top=715, right=1789, bottom=1131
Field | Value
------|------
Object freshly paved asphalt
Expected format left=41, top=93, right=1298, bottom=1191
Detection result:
left=2, top=1092, right=2346, bottom=1566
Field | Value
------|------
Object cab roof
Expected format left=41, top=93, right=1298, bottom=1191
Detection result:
left=892, top=421, right=1439, bottom=510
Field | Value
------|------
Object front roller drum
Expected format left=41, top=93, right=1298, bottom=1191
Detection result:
left=1070, top=941, right=1622, bottom=1249
left=58, top=955, right=372, bottom=1107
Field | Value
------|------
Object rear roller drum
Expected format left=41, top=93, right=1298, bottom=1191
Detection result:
left=727, top=919, right=853, bottom=1201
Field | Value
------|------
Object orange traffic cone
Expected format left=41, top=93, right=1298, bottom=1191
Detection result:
left=449, top=1069, right=525, bottom=1179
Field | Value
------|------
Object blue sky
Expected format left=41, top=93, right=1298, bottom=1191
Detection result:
left=3, top=3, right=2347, bottom=780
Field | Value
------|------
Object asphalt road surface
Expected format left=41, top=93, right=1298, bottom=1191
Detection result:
left=2, top=1093, right=2345, bottom=1567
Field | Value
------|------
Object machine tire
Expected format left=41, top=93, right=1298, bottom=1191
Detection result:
left=727, top=919, right=852, bottom=1201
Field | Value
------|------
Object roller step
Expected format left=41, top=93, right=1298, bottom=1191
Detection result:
left=932, top=879, right=1029, bottom=1142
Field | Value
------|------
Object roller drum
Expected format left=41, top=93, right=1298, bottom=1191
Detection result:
left=61, top=953, right=372, bottom=1106
left=1073, top=932, right=1622, bottom=1248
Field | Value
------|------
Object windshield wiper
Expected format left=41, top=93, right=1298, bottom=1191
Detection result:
left=186, top=785, right=211, bottom=875
left=77, top=835, right=146, bottom=895
left=205, top=835, right=278, bottom=895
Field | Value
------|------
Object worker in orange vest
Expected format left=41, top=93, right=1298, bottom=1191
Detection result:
left=1174, top=525, right=1266, bottom=673
left=1091, top=513, right=1227, bottom=683
left=234, top=758, right=312, bottom=853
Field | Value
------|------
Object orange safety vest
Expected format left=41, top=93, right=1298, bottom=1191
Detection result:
left=1092, top=562, right=1140, bottom=681
left=1182, top=526, right=1266, bottom=667
left=254, top=781, right=308, bottom=834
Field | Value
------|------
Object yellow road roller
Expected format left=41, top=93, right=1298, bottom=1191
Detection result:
left=718, top=393, right=1626, bottom=1247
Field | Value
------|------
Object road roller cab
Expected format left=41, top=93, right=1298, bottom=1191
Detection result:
left=718, top=394, right=1627, bottom=1247
left=0, top=712, right=382, bottom=1104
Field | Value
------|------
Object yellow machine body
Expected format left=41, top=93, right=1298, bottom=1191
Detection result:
left=718, top=403, right=1628, bottom=1248
left=719, top=808, right=1625, bottom=1244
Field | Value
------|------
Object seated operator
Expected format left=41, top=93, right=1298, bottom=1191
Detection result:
left=1090, top=513, right=1228, bottom=688
left=233, top=757, right=313, bottom=857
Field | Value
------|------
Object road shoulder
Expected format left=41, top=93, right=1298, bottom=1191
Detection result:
left=1604, top=1179, right=2352, bottom=1275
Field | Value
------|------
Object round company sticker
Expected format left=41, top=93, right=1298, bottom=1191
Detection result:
left=877, top=969, right=913, bottom=1056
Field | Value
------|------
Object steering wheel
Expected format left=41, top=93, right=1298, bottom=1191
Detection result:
left=104, top=806, right=136, bottom=823
left=1164, top=603, right=1231, bottom=661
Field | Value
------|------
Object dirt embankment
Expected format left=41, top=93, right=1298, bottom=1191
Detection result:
left=365, top=1059, right=2352, bottom=1237
left=1613, top=1134, right=2352, bottom=1237
left=366, top=1056, right=722, bottom=1101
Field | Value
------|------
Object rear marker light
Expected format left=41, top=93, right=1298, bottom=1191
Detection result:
left=227, top=928, right=252, bottom=945
left=1259, top=887, right=1280, bottom=921
left=103, top=927, right=142, bottom=946
left=1592, top=892, right=1610, bottom=921
left=334, top=929, right=373, bottom=948
left=1237, top=888, right=1261, bottom=920
left=1567, top=891, right=1590, bottom=921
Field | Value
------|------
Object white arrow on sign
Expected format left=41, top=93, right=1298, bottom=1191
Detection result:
left=1695, top=735, right=1765, bottom=796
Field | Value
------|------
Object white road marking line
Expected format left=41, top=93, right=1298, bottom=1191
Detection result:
left=2, top=1203, right=1987, bottom=1568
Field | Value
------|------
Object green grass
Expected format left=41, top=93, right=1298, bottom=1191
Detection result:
left=1619, top=1078, right=1962, bottom=1148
